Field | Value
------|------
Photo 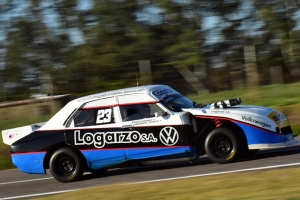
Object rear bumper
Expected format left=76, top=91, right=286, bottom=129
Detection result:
left=11, top=152, right=46, bottom=174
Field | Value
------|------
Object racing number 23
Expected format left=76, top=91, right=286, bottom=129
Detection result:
left=96, top=108, right=112, bottom=124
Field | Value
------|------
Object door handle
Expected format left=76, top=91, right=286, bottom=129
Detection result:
left=122, top=124, right=132, bottom=129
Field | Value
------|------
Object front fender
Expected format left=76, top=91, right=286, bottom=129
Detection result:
left=183, top=107, right=297, bottom=149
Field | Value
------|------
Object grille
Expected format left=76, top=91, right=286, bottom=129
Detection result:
left=281, top=126, right=293, bottom=135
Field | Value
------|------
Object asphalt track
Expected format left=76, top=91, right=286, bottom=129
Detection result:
left=1, top=139, right=300, bottom=199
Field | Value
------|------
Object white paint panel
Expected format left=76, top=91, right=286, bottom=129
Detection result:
left=2, top=125, right=33, bottom=145
left=83, top=97, right=117, bottom=109
left=118, top=93, right=155, bottom=105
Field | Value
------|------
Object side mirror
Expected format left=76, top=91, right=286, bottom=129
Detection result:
left=155, top=111, right=167, bottom=117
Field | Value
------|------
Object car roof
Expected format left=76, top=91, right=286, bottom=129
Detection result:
left=39, top=84, right=173, bottom=130
left=75, top=84, right=167, bottom=104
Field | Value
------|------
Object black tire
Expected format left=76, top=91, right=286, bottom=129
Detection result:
left=205, top=127, right=242, bottom=164
left=49, top=147, right=84, bottom=183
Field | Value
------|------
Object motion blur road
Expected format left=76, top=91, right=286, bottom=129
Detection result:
left=1, top=138, right=300, bottom=199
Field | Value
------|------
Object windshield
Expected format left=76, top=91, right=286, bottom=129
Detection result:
left=161, top=94, right=196, bottom=112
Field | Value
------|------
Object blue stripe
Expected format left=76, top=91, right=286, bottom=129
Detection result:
left=124, top=146, right=188, bottom=159
left=81, top=149, right=125, bottom=170
left=81, top=146, right=193, bottom=171
left=235, top=122, right=290, bottom=145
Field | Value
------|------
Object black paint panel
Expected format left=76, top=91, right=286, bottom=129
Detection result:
left=10, top=124, right=194, bottom=154
left=65, top=125, right=193, bottom=150
left=11, top=131, right=65, bottom=154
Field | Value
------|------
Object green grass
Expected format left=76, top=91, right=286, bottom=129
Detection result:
left=38, top=167, right=300, bottom=200
left=188, top=83, right=300, bottom=107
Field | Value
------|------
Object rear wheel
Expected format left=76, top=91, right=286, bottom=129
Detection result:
left=205, top=127, right=242, bottom=164
left=49, top=147, right=84, bottom=183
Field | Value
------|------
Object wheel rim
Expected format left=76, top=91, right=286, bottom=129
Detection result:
left=55, top=154, right=76, bottom=177
left=211, top=135, right=233, bottom=158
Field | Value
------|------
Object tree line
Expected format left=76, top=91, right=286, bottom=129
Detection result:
left=1, top=0, right=300, bottom=101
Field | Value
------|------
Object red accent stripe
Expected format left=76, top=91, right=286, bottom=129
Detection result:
left=123, top=145, right=187, bottom=150
left=11, top=146, right=192, bottom=155
left=80, top=101, right=160, bottom=110
left=118, top=101, right=159, bottom=106
left=11, top=151, right=47, bottom=156
left=36, top=124, right=189, bottom=132
left=81, top=104, right=117, bottom=110
left=80, top=145, right=189, bottom=152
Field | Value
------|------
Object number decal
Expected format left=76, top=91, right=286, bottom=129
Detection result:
left=96, top=109, right=112, bottom=124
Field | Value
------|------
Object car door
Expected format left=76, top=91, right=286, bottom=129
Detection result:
left=117, top=94, right=191, bottom=160
left=64, top=97, right=126, bottom=171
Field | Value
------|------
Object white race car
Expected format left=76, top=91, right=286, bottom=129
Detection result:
left=2, top=85, right=297, bottom=182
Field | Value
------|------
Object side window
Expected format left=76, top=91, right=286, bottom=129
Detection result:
left=71, top=107, right=114, bottom=127
left=73, top=110, right=94, bottom=127
left=120, top=104, right=164, bottom=121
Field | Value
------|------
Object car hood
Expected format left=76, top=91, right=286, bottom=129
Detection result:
left=182, top=104, right=290, bottom=132
left=183, top=105, right=275, bottom=116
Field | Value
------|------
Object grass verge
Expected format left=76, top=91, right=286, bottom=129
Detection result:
left=0, top=115, right=52, bottom=170
left=38, top=167, right=300, bottom=200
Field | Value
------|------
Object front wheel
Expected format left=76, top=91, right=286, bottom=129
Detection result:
left=49, top=147, right=84, bottom=183
left=205, top=127, right=242, bottom=164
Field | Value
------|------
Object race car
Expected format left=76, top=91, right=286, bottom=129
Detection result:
left=2, top=85, right=297, bottom=182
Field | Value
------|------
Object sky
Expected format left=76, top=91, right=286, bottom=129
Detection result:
left=1, top=0, right=300, bottom=47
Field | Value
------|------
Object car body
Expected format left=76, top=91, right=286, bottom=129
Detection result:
left=2, top=85, right=297, bottom=182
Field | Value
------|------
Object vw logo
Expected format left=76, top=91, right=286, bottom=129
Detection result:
left=159, top=126, right=179, bottom=146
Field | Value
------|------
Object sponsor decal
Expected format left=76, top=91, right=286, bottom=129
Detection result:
left=77, top=88, right=145, bottom=102
left=75, top=130, right=158, bottom=148
left=267, top=111, right=289, bottom=128
left=159, top=127, right=179, bottom=146
left=162, top=96, right=175, bottom=104
left=96, top=108, right=112, bottom=124
left=268, top=111, right=286, bottom=122
left=152, top=88, right=176, bottom=97
left=210, top=110, right=230, bottom=114
left=242, top=115, right=271, bottom=128
left=272, top=115, right=284, bottom=121
left=132, top=118, right=162, bottom=125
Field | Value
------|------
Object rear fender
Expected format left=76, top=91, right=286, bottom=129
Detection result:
left=43, top=144, right=88, bottom=171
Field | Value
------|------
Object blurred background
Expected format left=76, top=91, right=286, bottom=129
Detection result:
left=1, top=0, right=300, bottom=109
left=1, top=0, right=300, bottom=170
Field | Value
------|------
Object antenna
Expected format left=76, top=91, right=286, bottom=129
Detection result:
left=136, top=75, right=139, bottom=86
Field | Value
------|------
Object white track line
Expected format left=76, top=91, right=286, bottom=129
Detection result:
left=0, top=177, right=53, bottom=185
left=3, top=162, right=300, bottom=200
left=0, top=172, right=93, bottom=185
left=133, top=162, right=300, bottom=184
left=2, top=189, right=78, bottom=200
